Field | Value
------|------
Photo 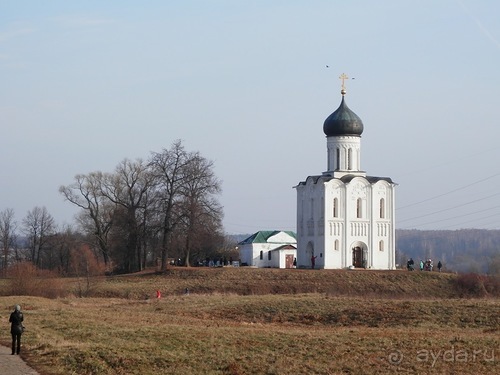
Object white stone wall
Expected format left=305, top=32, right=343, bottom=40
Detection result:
left=267, top=232, right=296, bottom=244
left=296, top=175, right=396, bottom=269
left=370, top=180, right=396, bottom=269
left=271, top=249, right=297, bottom=269
left=238, top=243, right=255, bottom=266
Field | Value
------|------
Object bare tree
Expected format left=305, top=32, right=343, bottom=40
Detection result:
left=22, top=207, right=55, bottom=267
left=0, top=208, right=17, bottom=276
left=60, top=172, right=114, bottom=267
left=59, top=142, right=225, bottom=273
left=100, top=158, right=156, bottom=272
left=179, top=153, right=223, bottom=267
left=136, top=188, right=160, bottom=270
left=46, top=225, right=82, bottom=275
left=149, top=140, right=191, bottom=271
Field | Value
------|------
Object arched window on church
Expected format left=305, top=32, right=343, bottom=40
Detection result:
left=356, top=198, right=362, bottom=218
left=379, top=240, right=384, bottom=251
left=336, top=148, right=340, bottom=170
left=260, top=251, right=263, bottom=260
left=380, top=198, right=385, bottom=218
left=334, top=239, right=339, bottom=250
left=333, top=197, right=338, bottom=218
left=268, top=251, right=272, bottom=260
left=347, top=148, right=352, bottom=170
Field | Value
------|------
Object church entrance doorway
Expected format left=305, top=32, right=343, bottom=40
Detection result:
left=285, top=254, right=294, bottom=269
left=352, top=246, right=363, bottom=268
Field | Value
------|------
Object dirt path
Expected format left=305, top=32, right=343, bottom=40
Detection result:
left=0, top=345, right=40, bottom=375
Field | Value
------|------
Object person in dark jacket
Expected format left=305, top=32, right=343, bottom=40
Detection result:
left=311, top=255, right=317, bottom=269
left=9, top=304, right=24, bottom=355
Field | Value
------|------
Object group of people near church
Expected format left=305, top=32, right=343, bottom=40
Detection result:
left=407, top=258, right=442, bottom=272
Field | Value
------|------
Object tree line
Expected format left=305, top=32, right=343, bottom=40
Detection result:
left=396, top=229, right=500, bottom=275
left=1, top=140, right=233, bottom=276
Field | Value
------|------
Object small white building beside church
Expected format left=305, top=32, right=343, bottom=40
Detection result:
left=295, top=77, right=396, bottom=270
left=238, top=230, right=297, bottom=268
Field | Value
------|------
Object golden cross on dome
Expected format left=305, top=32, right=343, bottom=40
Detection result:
left=339, top=73, right=349, bottom=95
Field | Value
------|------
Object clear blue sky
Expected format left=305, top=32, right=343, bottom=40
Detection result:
left=1, top=1, right=500, bottom=233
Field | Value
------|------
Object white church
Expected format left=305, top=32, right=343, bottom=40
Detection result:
left=295, top=75, right=396, bottom=270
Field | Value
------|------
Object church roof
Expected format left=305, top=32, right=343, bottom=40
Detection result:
left=340, top=175, right=394, bottom=184
left=270, top=244, right=297, bottom=251
left=296, top=174, right=395, bottom=187
left=238, top=230, right=297, bottom=245
left=323, top=95, right=364, bottom=137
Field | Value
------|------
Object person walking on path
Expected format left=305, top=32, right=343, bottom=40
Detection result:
left=9, top=304, right=24, bottom=355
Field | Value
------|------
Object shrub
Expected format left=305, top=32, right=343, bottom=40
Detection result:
left=70, top=244, right=106, bottom=297
left=6, top=261, right=69, bottom=298
left=483, top=275, right=500, bottom=296
left=454, top=273, right=500, bottom=297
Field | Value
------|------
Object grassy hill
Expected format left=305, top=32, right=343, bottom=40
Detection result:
left=0, top=268, right=498, bottom=374
left=2, top=266, right=497, bottom=300
left=84, top=267, right=496, bottom=300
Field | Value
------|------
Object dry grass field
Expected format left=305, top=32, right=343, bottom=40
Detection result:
left=1, top=267, right=498, bottom=375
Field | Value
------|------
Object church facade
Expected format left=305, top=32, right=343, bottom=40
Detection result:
left=295, top=78, right=396, bottom=270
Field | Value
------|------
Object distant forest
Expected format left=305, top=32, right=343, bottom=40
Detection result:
left=396, top=229, right=500, bottom=274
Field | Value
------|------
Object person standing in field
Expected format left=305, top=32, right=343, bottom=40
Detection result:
left=311, top=255, right=317, bottom=269
left=9, top=304, right=24, bottom=355
left=437, top=261, right=442, bottom=272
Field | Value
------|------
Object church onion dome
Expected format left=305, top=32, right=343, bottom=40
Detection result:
left=323, top=95, right=364, bottom=137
